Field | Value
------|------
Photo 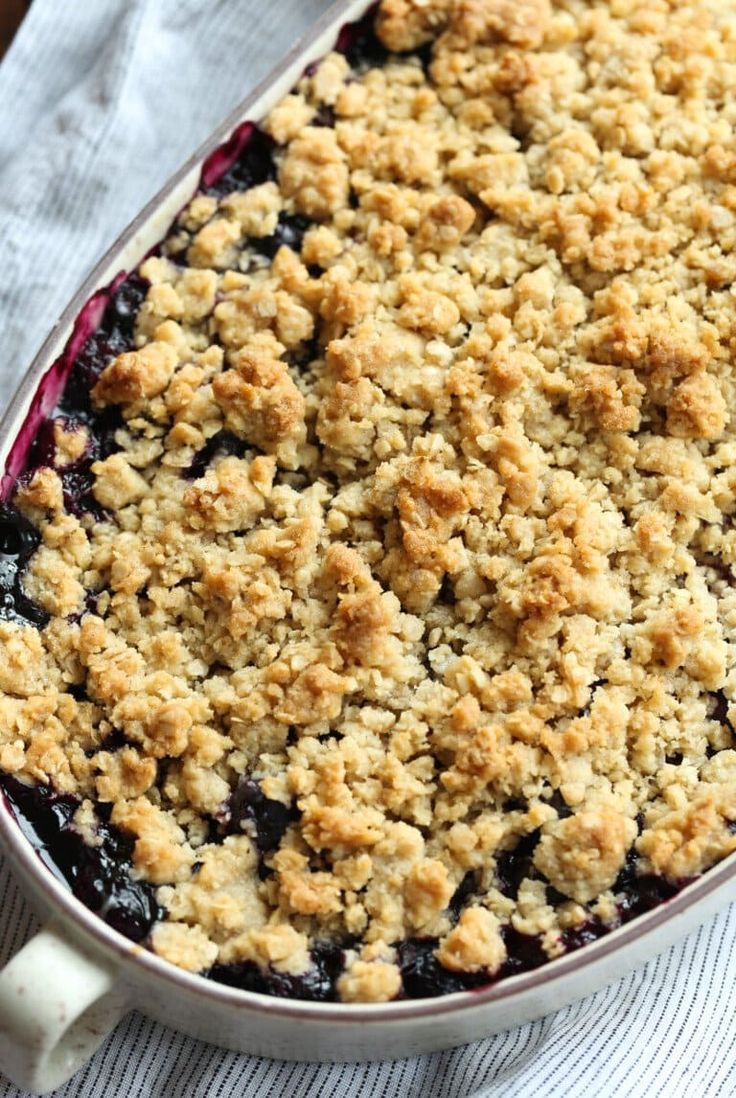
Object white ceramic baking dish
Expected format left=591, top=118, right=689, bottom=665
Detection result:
left=1, top=1, right=735, bottom=1092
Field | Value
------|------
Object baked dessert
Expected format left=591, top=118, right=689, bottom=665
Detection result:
left=2, top=0, right=736, bottom=1004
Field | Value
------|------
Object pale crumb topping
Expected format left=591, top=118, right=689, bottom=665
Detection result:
left=152, top=922, right=220, bottom=972
left=218, top=924, right=310, bottom=973
left=533, top=811, right=638, bottom=904
left=337, top=956, right=403, bottom=1003
left=4, top=0, right=736, bottom=1001
left=435, top=907, right=507, bottom=972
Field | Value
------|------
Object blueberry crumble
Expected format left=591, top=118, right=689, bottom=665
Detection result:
left=2, top=0, right=736, bottom=1004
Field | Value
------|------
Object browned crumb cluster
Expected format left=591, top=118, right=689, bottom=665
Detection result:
left=3, top=0, right=736, bottom=1001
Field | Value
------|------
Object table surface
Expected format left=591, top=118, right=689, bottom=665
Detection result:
left=0, top=0, right=27, bottom=58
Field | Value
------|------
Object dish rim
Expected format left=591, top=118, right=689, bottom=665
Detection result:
left=1, top=0, right=735, bottom=1024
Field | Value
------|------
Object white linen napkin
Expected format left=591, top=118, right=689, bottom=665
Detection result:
left=0, top=2, right=734, bottom=1095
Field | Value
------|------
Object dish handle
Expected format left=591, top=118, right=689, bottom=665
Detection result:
left=0, top=921, right=129, bottom=1094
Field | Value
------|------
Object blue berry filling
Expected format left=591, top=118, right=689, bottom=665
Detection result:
left=338, top=7, right=390, bottom=70
left=495, top=830, right=541, bottom=901
left=0, top=775, right=161, bottom=943
left=222, top=777, right=298, bottom=854
left=397, top=938, right=488, bottom=998
left=202, top=127, right=276, bottom=200
left=0, top=505, right=48, bottom=629
left=59, top=275, right=147, bottom=419
left=210, top=941, right=346, bottom=1002
left=186, top=430, right=250, bottom=481
left=250, top=212, right=313, bottom=261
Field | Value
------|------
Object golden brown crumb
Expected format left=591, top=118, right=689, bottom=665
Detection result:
left=637, top=793, right=736, bottom=879
left=376, top=0, right=451, bottom=52
left=183, top=455, right=275, bottom=533
left=436, top=907, right=507, bottom=973
left=219, top=924, right=311, bottom=973
left=337, top=958, right=402, bottom=1002
left=534, top=812, right=638, bottom=904
left=279, top=128, right=349, bottom=219
left=151, top=922, right=219, bottom=972
left=212, top=345, right=306, bottom=462
left=92, top=342, right=178, bottom=406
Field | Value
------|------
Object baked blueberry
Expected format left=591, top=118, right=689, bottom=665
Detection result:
left=223, top=778, right=297, bottom=854
left=397, top=939, right=487, bottom=998
left=210, top=941, right=343, bottom=1001
left=250, top=213, right=313, bottom=261
left=0, top=505, right=47, bottom=628
left=186, top=430, right=250, bottom=480
left=202, top=126, right=276, bottom=199
left=1, top=775, right=160, bottom=943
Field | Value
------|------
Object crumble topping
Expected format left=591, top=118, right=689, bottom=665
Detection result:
left=435, top=906, right=507, bottom=972
left=3, top=0, right=736, bottom=1002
